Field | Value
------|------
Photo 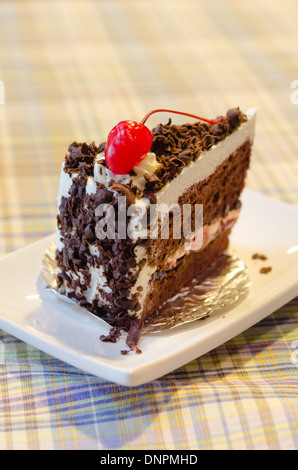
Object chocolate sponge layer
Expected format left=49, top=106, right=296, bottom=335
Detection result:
left=141, top=228, right=231, bottom=321
left=145, top=139, right=251, bottom=268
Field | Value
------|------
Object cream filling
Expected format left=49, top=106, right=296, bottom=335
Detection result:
left=94, top=151, right=161, bottom=192
left=130, top=208, right=240, bottom=313
left=165, top=208, right=240, bottom=270
left=60, top=265, right=112, bottom=305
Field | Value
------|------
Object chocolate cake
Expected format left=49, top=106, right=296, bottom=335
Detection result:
left=55, top=107, right=256, bottom=349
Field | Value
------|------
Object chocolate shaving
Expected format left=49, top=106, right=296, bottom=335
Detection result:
left=64, top=141, right=103, bottom=176
left=111, top=183, right=136, bottom=206
left=126, top=319, right=142, bottom=348
left=227, top=107, right=246, bottom=129
left=56, top=173, right=143, bottom=337
left=252, top=253, right=268, bottom=260
left=99, top=326, right=121, bottom=343
left=260, top=267, right=272, bottom=274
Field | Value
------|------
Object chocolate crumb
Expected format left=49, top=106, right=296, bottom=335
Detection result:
left=121, top=346, right=142, bottom=355
left=260, top=267, right=272, bottom=274
left=99, top=326, right=121, bottom=343
left=252, top=253, right=268, bottom=260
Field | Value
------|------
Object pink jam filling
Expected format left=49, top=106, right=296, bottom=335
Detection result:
left=165, top=208, right=240, bottom=269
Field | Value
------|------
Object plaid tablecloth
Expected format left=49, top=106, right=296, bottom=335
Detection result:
left=0, top=0, right=297, bottom=450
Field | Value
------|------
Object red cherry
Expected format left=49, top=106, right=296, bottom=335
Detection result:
left=105, top=109, right=227, bottom=174
left=105, top=120, right=152, bottom=175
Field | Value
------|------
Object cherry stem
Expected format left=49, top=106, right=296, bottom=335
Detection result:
left=140, top=108, right=227, bottom=126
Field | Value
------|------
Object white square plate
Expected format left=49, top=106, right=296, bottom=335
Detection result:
left=0, top=189, right=298, bottom=386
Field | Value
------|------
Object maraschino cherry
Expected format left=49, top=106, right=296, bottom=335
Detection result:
left=105, top=108, right=226, bottom=174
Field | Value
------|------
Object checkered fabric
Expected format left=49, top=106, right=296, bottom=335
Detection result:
left=0, top=0, right=297, bottom=450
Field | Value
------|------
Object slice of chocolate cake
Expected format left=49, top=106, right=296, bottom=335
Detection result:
left=55, top=107, right=256, bottom=349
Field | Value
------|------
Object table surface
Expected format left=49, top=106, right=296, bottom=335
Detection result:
left=0, top=0, right=297, bottom=450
